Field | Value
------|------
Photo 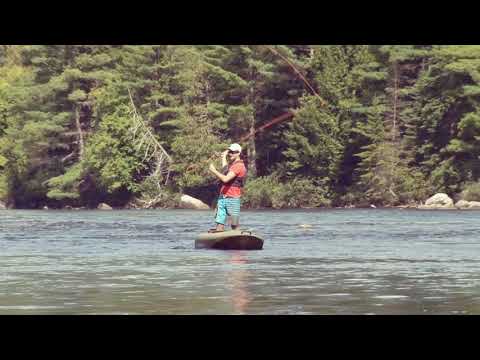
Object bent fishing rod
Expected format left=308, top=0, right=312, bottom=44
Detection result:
left=186, top=45, right=327, bottom=173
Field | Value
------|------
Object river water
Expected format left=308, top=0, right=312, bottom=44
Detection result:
left=0, top=209, right=479, bottom=315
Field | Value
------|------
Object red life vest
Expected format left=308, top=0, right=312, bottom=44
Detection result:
left=221, top=161, right=246, bottom=188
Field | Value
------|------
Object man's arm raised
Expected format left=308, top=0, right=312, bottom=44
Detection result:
left=209, top=164, right=236, bottom=183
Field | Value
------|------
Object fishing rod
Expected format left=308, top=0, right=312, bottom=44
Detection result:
left=239, top=111, right=294, bottom=142
left=239, top=45, right=327, bottom=142
left=263, top=45, right=327, bottom=107
left=186, top=46, right=326, bottom=173
left=185, top=111, right=296, bottom=172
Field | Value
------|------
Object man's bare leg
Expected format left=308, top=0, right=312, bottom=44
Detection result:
left=231, top=215, right=240, bottom=230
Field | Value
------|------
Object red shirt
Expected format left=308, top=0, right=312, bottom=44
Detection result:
left=220, top=161, right=247, bottom=198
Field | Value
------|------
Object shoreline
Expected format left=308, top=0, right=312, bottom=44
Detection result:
left=2, top=205, right=480, bottom=211
left=2, top=196, right=479, bottom=211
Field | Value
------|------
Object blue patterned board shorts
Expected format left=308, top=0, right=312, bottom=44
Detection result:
left=215, top=195, right=241, bottom=226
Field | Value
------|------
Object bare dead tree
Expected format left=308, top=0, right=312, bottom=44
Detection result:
left=75, top=105, right=85, bottom=159
left=392, top=61, right=399, bottom=142
left=128, top=89, right=173, bottom=208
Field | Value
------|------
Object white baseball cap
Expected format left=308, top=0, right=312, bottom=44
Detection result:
left=228, top=143, right=242, bottom=153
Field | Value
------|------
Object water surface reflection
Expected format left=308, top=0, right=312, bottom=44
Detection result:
left=0, top=209, right=479, bottom=314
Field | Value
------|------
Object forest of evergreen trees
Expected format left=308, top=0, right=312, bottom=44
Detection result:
left=1, top=45, right=480, bottom=209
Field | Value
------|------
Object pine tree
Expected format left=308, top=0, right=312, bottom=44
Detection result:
left=283, top=96, right=343, bottom=185
left=1, top=45, right=119, bottom=206
left=408, top=45, right=480, bottom=193
left=349, top=46, right=431, bottom=205
left=168, top=46, right=247, bottom=190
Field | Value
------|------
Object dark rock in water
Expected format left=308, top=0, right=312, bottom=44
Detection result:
left=97, top=203, right=113, bottom=210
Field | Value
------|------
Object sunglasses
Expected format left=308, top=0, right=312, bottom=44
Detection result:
left=228, top=151, right=239, bottom=154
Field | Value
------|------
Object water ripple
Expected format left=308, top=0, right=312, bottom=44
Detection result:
left=1, top=209, right=480, bottom=314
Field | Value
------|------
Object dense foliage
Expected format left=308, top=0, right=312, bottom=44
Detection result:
left=1, top=45, right=480, bottom=209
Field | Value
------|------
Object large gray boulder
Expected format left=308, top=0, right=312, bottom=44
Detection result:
left=179, top=194, right=210, bottom=210
left=455, top=200, right=480, bottom=209
left=425, top=193, right=454, bottom=207
left=0, top=201, right=6, bottom=210
left=97, top=203, right=113, bottom=210
left=419, top=193, right=454, bottom=209
left=469, top=201, right=480, bottom=209
left=455, top=200, right=471, bottom=209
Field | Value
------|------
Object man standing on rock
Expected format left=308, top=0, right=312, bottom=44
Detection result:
left=208, top=143, right=247, bottom=232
